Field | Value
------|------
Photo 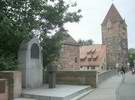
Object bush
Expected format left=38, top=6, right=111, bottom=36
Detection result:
left=0, top=55, right=17, bottom=71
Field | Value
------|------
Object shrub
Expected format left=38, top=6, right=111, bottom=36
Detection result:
left=0, top=55, right=17, bottom=71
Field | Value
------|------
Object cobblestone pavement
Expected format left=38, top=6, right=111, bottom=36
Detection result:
left=80, top=75, right=122, bottom=100
left=116, top=72, right=135, bottom=100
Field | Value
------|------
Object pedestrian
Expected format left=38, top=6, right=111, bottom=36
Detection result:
left=120, top=66, right=125, bottom=82
left=132, top=67, right=135, bottom=75
left=116, top=63, right=120, bottom=75
left=121, top=66, right=125, bottom=74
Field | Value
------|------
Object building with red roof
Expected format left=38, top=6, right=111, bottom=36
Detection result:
left=80, top=44, right=107, bottom=72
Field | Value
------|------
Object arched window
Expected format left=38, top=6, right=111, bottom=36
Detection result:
left=31, top=43, right=39, bottom=59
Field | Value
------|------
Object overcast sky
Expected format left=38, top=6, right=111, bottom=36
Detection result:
left=64, top=0, right=135, bottom=48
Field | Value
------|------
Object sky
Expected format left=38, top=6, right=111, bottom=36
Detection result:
left=64, top=0, right=135, bottom=48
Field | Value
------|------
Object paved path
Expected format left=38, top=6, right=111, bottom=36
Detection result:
left=80, top=75, right=122, bottom=100
left=117, top=72, right=135, bottom=100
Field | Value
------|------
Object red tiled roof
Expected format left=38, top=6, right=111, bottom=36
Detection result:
left=80, top=44, right=106, bottom=67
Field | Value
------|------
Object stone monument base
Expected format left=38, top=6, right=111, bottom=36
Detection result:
left=20, top=85, right=93, bottom=100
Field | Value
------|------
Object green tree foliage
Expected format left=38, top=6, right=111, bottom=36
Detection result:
left=78, top=39, right=93, bottom=46
left=0, top=0, right=38, bottom=70
left=0, top=0, right=82, bottom=70
left=128, top=48, right=135, bottom=67
left=41, top=30, right=65, bottom=67
left=40, top=1, right=82, bottom=68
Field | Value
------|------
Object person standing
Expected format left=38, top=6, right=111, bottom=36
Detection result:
left=120, top=66, right=125, bottom=82
left=116, top=63, right=119, bottom=75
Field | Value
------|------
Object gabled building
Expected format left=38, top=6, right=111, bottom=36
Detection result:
left=80, top=44, right=107, bottom=72
left=101, top=4, right=128, bottom=69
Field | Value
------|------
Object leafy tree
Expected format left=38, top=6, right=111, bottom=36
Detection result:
left=78, top=39, right=93, bottom=46
left=0, top=0, right=38, bottom=70
left=0, top=0, right=82, bottom=70
left=41, top=29, right=65, bottom=67
left=128, top=48, right=135, bottom=68
left=39, top=1, right=82, bottom=68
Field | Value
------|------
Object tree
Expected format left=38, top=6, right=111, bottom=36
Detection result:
left=41, top=30, right=65, bottom=67
left=0, top=0, right=82, bottom=70
left=78, top=39, right=93, bottom=46
left=128, top=48, right=135, bottom=68
left=39, top=1, right=82, bottom=68
left=0, top=0, right=39, bottom=70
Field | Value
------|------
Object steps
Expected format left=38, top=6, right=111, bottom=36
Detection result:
left=71, top=89, right=94, bottom=100
left=14, top=98, right=36, bottom=100
left=20, top=85, right=92, bottom=100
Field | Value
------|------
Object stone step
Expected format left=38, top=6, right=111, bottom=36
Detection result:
left=65, top=86, right=92, bottom=100
left=21, top=85, right=92, bottom=100
left=14, top=98, right=36, bottom=100
left=71, top=89, right=95, bottom=100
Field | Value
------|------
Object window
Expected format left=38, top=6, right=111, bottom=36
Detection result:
left=88, top=58, right=91, bottom=61
left=93, top=58, right=97, bottom=61
left=91, top=66, right=95, bottom=69
left=87, top=66, right=90, bottom=70
left=80, top=66, right=83, bottom=69
left=31, top=43, right=39, bottom=59
left=75, top=57, right=77, bottom=63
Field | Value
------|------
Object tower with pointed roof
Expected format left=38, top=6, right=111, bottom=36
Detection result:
left=101, top=4, right=128, bottom=69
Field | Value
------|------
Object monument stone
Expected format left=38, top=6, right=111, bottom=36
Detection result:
left=18, top=37, right=43, bottom=89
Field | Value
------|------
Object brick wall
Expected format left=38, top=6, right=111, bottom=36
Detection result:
left=58, top=44, right=80, bottom=71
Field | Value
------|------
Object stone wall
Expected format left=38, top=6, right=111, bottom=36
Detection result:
left=43, top=70, right=117, bottom=88
left=97, top=70, right=116, bottom=85
left=58, top=44, right=80, bottom=71
left=0, top=79, right=8, bottom=100
left=56, top=71, right=97, bottom=88
left=0, top=71, right=22, bottom=100
left=102, top=22, right=128, bottom=69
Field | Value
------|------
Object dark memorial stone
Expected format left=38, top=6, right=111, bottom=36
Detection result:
left=48, top=64, right=57, bottom=88
left=31, top=43, right=39, bottom=59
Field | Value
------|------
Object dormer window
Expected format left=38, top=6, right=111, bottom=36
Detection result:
left=88, top=58, right=92, bottom=61
left=75, top=57, right=77, bottom=63
left=93, top=58, right=97, bottom=61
